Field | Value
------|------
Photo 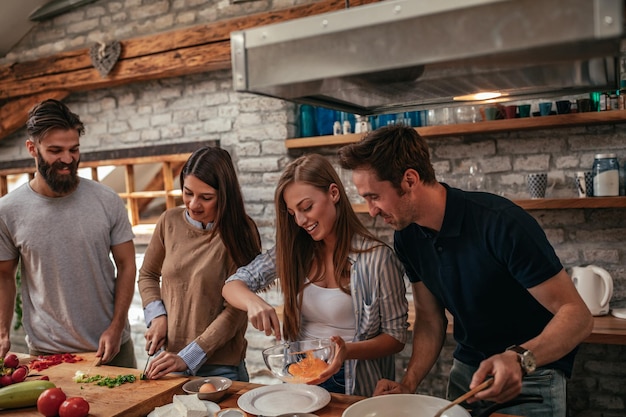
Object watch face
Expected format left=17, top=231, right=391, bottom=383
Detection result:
left=521, top=351, right=536, bottom=373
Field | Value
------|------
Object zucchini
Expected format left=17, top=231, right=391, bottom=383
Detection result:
left=0, top=380, right=56, bottom=409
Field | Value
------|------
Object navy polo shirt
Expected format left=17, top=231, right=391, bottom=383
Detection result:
left=394, top=185, right=577, bottom=377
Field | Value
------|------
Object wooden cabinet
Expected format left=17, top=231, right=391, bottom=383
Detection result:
left=286, top=110, right=626, bottom=211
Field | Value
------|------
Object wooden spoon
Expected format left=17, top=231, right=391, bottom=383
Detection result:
left=433, top=377, right=494, bottom=417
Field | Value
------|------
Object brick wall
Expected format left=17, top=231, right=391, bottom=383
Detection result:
left=2, top=0, right=625, bottom=415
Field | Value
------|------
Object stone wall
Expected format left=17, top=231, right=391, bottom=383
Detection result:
left=2, top=0, right=626, bottom=415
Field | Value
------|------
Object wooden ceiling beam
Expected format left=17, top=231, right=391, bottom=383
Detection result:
left=0, top=0, right=380, bottom=141
left=0, top=0, right=379, bottom=98
left=0, top=90, right=69, bottom=138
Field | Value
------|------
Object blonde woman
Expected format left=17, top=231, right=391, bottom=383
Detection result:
left=222, top=154, right=408, bottom=396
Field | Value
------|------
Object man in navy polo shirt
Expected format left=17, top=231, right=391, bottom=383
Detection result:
left=338, top=124, right=593, bottom=417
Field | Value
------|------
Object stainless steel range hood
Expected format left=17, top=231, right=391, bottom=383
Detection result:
left=231, top=0, right=625, bottom=115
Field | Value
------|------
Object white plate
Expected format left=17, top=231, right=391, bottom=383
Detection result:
left=238, top=384, right=330, bottom=417
left=342, top=394, right=470, bottom=417
left=147, top=400, right=220, bottom=417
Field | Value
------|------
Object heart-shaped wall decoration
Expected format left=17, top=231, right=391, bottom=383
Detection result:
left=89, top=41, right=122, bottom=77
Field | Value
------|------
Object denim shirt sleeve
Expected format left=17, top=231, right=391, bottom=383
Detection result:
left=144, top=300, right=167, bottom=328
left=225, top=246, right=278, bottom=292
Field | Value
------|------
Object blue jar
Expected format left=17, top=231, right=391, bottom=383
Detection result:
left=592, top=153, right=620, bottom=196
left=315, top=107, right=338, bottom=136
left=299, top=105, right=317, bottom=137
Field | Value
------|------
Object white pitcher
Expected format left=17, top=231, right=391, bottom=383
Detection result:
left=571, top=265, right=613, bottom=316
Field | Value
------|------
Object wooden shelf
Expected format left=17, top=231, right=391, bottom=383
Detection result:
left=514, top=197, right=626, bottom=210
left=285, top=109, right=626, bottom=149
left=289, top=111, right=626, bottom=211
left=351, top=197, right=626, bottom=212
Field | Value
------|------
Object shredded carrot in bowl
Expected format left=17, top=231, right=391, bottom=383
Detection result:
left=287, top=350, right=329, bottom=381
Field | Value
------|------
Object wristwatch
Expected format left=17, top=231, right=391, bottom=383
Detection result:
left=506, top=345, right=536, bottom=375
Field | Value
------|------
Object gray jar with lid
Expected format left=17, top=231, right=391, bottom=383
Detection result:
left=592, top=153, right=620, bottom=196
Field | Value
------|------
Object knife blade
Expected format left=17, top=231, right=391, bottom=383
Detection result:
left=140, top=342, right=153, bottom=380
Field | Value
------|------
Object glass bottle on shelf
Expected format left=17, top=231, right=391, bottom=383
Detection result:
left=592, top=153, right=620, bottom=196
left=315, top=107, right=338, bottom=136
left=299, top=104, right=317, bottom=137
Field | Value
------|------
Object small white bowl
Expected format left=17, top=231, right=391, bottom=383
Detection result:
left=182, top=376, right=232, bottom=401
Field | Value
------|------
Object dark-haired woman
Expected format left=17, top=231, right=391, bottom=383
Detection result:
left=139, top=146, right=261, bottom=380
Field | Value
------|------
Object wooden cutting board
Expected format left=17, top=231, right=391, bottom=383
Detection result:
left=3, top=352, right=188, bottom=416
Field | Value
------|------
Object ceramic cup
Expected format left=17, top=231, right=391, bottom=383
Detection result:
left=577, top=98, right=591, bottom=113
left=527, top=173, right=548, bottom=199
left=484, top=106, right=499, bottom=121
left=539, top=102, right=553, bottom=116
left=575, top=171, right=594, bottom=198
left=556, top=100, right=572, bottom=115
left=503, top=105, right=517, bottom=119
left=518, top=104, right=531, bottom=118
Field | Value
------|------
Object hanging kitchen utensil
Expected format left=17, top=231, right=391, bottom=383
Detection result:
left=89, top=40, right=121, bottom=77
left=433, top=378, right=494, bottom=417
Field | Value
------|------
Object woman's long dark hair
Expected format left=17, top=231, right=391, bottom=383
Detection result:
left=180, top=146, right=261, bottom=266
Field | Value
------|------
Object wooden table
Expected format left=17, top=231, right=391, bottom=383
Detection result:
left=1, top=353, right=521, bottom=417
left=217, top=381, right=520, bottom=417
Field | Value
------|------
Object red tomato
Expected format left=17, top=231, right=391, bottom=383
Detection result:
left=0, top=374, right=12, bottom=387
left=37, top=387, right=67, bottom=417
left=58, top=397, right=90, bottom=417
left=11, top=365, right=28, bottom=382
left=3, top=353, right=19, bottom=369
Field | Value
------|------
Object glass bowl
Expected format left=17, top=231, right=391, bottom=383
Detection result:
left=182, top=376, right=232, bottom=401
left=262, top=338, right=335, bottom=383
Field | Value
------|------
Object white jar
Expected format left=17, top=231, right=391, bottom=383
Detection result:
left=592, top=153, right=620, bottom=196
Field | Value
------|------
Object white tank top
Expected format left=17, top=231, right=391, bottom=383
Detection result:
left=300, top=281, right=356, bottom=341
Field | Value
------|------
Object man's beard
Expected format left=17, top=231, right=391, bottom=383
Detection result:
left=37, top=152, right=80, bottom=194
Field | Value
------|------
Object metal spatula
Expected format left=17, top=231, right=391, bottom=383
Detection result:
left=433, top=377, right=494, bottom=417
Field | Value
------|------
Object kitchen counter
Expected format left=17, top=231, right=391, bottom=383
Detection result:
left=409, top=309, right=626, bottom=345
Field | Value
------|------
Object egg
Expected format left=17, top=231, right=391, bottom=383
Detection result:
left=199, top=382, right=217, bottom=393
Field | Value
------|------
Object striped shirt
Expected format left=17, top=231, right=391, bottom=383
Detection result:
left=226, top=235, right=409, bottom=396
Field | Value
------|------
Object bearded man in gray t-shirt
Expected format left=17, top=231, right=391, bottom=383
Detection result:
left=0, top=99, right=137, bottom=368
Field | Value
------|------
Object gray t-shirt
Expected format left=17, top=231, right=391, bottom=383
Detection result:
left=0, top=178, right=134, bottom=353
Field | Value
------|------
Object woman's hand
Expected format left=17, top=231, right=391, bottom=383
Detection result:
left=145, top=351, right=187, bottom=380
left=144, top=315, right=167, bottom=355
left=246, top=297, right=282, bottom=340
left=308, top=336, right=346, bottom=385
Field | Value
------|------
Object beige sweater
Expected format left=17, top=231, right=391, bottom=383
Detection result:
left=138, top=207, right=248, bottom=365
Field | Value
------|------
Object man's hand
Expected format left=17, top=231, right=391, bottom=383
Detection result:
left=468, top=351, right=523, bottom=404
left=0, top=338, right=10, bottom=359
left=95, top=326, right=123, bottom=364
left=373, top=378, right=413, bottom=396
